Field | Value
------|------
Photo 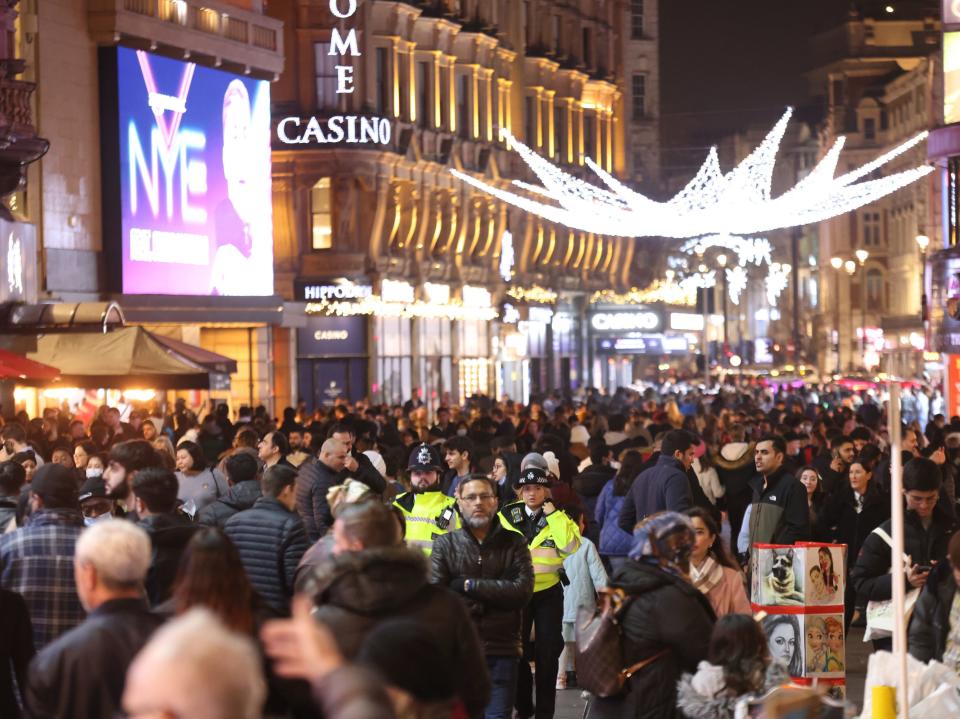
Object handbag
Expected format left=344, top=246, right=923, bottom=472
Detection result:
left=863, top=526, right=921, bottom=642
left=575, top=587, right=669, bottom=698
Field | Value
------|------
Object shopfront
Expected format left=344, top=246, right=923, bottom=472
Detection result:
left=588, top=304, right=692, bottom=390
left=297, top=314, right=368, bottom=408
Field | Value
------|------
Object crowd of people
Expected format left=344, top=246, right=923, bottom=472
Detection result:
left=0, top=383, right=960, bottom=718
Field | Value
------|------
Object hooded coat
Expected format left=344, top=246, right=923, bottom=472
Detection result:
left=196, top=479, right=262, bottom=529
left=587, top=559, right=715, bottom=719
left=308, top=547, right=491, bottom=717
left=138, top=512, right=199, bottom=606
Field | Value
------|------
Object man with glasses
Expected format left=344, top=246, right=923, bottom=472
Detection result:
left=431, top=475, right=534, bottom=719
left=852, top=456, right=954, bottom=650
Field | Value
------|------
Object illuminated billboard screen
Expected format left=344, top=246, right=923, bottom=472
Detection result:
left=104, top=47, right=273, bottom=296
left=946, top=32, right=960, bottom=126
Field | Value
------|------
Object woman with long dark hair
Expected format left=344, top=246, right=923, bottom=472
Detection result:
left=594, top=450, right=645, bottom=573
left=686, top=507, right=751, bottom=617
left=761, top=614, right=803, bottom=678
left=677, top=614, right=789, bottom=719
left=796, top=465, right=825, bottom=528
left=174, top=440, right=228, bottom=514
left=169, top=528, right=257, bottom=633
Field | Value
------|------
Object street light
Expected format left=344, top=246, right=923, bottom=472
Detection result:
left=855, top=249, right=869, bottom=266
left=830, top=257, right=843, bottom=373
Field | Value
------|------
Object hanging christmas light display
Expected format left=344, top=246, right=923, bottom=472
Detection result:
left=452, top=108, right=931, bottom=239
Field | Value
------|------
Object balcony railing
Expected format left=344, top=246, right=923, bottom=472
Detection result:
left=90, top=0, right=284, bottom=76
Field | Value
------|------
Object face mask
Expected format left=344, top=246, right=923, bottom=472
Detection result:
left=86, top=468, right=103, bottom=479
left=83, top=512, right=112, bottom=527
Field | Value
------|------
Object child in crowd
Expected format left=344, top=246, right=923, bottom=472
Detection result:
left=557, top=506, right=608, bottom=690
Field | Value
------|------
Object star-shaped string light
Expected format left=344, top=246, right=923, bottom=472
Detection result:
left=452, top=108, right=932, bottom=239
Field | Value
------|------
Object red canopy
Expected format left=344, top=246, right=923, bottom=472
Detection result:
left=0, top=348, right=61, bottom=385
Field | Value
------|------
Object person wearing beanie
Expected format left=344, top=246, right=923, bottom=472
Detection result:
left=393, top=443, right=460, bottom=556
left=498, top=463, right=581, bottom=719
left=0, top=464, right=86, bottom=649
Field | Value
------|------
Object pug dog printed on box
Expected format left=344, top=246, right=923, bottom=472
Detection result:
left=752, top=546, right=805, bottom=606
left=802, top=545, right=845, bottom=606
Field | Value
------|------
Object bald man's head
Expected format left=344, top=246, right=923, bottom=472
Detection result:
left=320, top=439, right=349, bottom=473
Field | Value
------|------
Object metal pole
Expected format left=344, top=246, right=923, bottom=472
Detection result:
left=703, top=288, right=710, bottom=391
left=889, top=382, right=909, bottom=719
left=834, top=268, right=841, bottom=375
left=792, top=228, right=801, bottom=366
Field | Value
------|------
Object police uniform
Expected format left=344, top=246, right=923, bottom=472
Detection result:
left=393, top=443, right=460, bottom=556
left=499, top=467, right=581, bottom=719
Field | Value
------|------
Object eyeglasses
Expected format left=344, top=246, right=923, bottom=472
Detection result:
left=461, top=493, right=496, bottom=503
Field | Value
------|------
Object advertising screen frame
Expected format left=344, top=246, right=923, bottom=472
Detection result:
left=99, top=46, right=274, bottom=297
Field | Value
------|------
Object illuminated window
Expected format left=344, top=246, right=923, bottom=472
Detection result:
left=584, top=113, right=595, bottom=161
left=632, top=74, right=646, bottom=120
left=375, top=47, right=390, bottom=116
left=417, top=61, right=431, bottom=128
left=555, top=104, right=566, bottom=162
left=525, top=95, right=536, bottom=146
left=313, top=42, right=338, bottom=110
left=862, top=211, right=881, bottom=247
left=311, top=178, right=333, bottom=250
left=457, top=74, right=470, bottom=139
left=398, top=52, right=409, bottom=121
left=631, top=0, right=644, bottom=39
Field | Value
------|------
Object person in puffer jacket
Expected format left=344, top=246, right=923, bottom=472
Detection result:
left=713, top=427, right=755, bottom=546
left=595, top=451, right=645, bottom=573
left=676, top=614, right=789, bottom=719
left=224, top=465, right=308, bottom=616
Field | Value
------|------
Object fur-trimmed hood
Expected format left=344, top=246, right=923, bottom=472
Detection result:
left=676, top=661, right=789, bottom=719
left=714, top=442, right=755, bottom=471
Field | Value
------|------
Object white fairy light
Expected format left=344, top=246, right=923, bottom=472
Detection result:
left=679, top=235, right=772, bottom=267
left=765, top=263, right=790, bottom=306
left=452, top=108, right=933, bottom=239
left=726, top=266, right=748, bottom=305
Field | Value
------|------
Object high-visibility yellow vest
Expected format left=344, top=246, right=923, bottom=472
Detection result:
left=499, top=501, right=581, bottom=592
left=394, top=490, right=460, bottom=556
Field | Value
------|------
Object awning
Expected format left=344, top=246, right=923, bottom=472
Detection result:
left=25, top=327, right=235, bottom=390
left=148, top=333, right=238, bottom=375
left=0, top=349, right=60, bottom=385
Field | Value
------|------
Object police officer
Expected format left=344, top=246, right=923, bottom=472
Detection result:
left=499, top=456, right=581, bottom=719
left=394, top=443, right=460, bottom=556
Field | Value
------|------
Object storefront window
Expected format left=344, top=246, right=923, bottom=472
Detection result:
left=311, top=179, right=332, bottom=250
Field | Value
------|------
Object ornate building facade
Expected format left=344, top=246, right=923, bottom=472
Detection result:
left=270, top=0, right=659, bottom=408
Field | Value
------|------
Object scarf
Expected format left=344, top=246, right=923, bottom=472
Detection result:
left=690, top=556, right=725, bottom=596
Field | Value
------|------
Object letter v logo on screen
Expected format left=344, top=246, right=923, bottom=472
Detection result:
left=136, top=50, right=196, bottom=150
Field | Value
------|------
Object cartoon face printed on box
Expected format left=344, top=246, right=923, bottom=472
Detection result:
left=804, top=546, right=844, bottom=606
left=756, top=547, right=805, bottom=606
left=804, top=614, right=845, bottom=677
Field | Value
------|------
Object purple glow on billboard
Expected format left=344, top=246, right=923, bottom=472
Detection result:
left=116, top=47, right=273, bottom=296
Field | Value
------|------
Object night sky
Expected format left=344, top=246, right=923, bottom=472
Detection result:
left=658, top=0, right=934, bottom=174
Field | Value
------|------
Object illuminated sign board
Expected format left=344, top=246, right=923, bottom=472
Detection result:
left=946, top=32, right=960, bottom=125
left=275, top=0, right=391, bottom=147
left=106, top=47, right=273, bottom=296
left=590, top=309, right=662, bottom=332
left=595, top=334, right=685, bottom=355
left=945, top=0, right=960, bottom=25
left=295, top=281, right=373, bottom=302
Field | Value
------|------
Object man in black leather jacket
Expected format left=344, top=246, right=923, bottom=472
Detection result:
left=431, top=474, right=534, bottom=719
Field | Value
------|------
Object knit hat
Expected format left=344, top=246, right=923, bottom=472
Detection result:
left=30, top=464, right=79, bottom=509
left=356, top=619, right=457, bottom=702
left=570, top=425, right=590, bottom=445
left=520, top=452, right=548, bottom=472
left=542, top=451, right=561, bottom=480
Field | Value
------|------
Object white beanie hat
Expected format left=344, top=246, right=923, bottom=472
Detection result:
left=363, top=450, right=387, bottom=478
left=542, top=451, right=560, bottom=480
left=570, top=425, right=590, bottom=445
